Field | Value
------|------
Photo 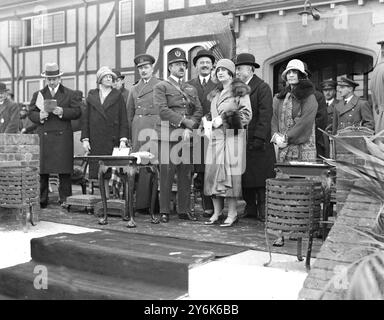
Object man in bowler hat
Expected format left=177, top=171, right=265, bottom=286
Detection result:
left=235, top=53, right=275, bottom=221
left=28, top=62, right=82, bottom=208
left=186, top=49, right=216, bottom=218
left=153, top=48, right=203, bottom=223
left=0, top=83, right=20, bottom=133
left=332, top=77, right=374, bottom=133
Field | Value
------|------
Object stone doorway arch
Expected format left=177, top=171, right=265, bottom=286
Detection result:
left=264, top=43, right=376, bottom=99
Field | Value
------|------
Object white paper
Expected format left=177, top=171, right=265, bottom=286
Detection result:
left=112, top=147, right=130, bottom=156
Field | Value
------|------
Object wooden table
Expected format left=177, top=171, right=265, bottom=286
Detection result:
left=75, top=156, right=159, bottom=228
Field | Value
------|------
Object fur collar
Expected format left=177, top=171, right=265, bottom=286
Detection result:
left=207, top=78, right=250, bottom=102
left=276, top=79, right=315, bottom=100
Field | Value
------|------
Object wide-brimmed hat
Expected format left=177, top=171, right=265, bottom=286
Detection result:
left=337, top=77, right=359, bottom=88
left=168, top=48, right=188, bottom=65
left=235, top=53, right=260, bottom=69
left=320, top=80, right=337, bottom=90
left=96, top=66, right=116, bottom=84
left=193, top=49, right=215, bottom=66
left=134, top=54, right=155, bottom=67
left=215, top=59, right=236, bottom=75
left=0, top=82, right=10, bottom=93
left=41, top=62, right=64, bottom=77
left=281, top=59, right=307, bottom=80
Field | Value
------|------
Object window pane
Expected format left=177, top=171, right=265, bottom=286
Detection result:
left=23, top=19, right=32, bottom=46
left=43, top=15, right=53, bottom=43
left=61, top=78, right=75, bottom=90
left=53, top=13, right=64, bottom=42
left=120, top=0, right=133, bottom=34
left=27, top=81, right=41, bottom=103
left=32, top=16, right=42, bottom=45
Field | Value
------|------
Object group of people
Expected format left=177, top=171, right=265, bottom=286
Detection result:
left=1, top=48, right=378, bottom=229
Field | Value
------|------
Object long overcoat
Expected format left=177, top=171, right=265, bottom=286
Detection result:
left=127, top=77, right=161, bottom=152
left=0, top=98, right=20, bottom=133
left=29, top=84, right=82, bottom=174
left=81, top=88, right=129, bottom=178
left=241, top=75, right=276, bottom=188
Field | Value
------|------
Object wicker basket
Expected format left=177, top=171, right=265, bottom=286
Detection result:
left=265, top=177, right=323, bottom=270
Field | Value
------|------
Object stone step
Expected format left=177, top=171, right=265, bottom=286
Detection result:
left=30, top=230, right=219, bottom=290
left=0, top=261, right=185, bottom=300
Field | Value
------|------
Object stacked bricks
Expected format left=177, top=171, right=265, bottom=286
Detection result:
left=333, top=129, right=371, bottom=214
left=0, top=134, right=40, bottom=226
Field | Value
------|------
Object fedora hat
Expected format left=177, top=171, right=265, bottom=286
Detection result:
left=168, top=48, right=188, bottom=65
left=41, top=62, right=64, bottom=77
left=337, top=77, right=359, bottom=88
left=134, top=54, right=155, bottom=67
left=193, top=49, right=215, bottom=66
left=0, top=82, right=9, bottom=93
left=235, top=53, right=260, bottom=69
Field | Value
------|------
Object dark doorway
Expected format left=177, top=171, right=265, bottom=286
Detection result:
left=273, top=49, right=374, bottom=99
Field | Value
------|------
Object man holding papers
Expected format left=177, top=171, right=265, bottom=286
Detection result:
left=28, top=62, right=82, bottom=209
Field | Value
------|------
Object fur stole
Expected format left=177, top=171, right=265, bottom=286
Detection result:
left=276, top=79, right=315, bottom=101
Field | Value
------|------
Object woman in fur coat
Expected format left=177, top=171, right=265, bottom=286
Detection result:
left=204, top=59, right=252, bottom=227
left=270, top=59, right=318, bottom=246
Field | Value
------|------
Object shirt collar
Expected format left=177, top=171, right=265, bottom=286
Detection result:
left=245, top=75, right=253, bottom=85
left=199, top=75, right=210, bottom=84
left=345, top=95, right=353, bottom=104
left=326, top=98, right=334, bottom=106
left=142, top=77, right=152, bottom=84
left=170, top=75, right=182, bottom=84
left=49, top=84, right=60, bottom=94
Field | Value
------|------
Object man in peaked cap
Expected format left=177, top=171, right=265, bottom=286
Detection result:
left=332, top=76, right=374, bottom=133
left=186, top=49, right=217, bottom=218
left=235, top=53, right=275, bottom=221
left=320, top=80, right=338, bottom=128
left=0, top=82, right=20, bottom=133
left=126, top=53, right=161, bottom=220
left=153, top=47, right=203, bottom=223
left=28, top=62, right=82, bottom=209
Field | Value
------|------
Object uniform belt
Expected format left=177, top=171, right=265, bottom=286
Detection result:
left=135, top=110, right=159, bottom=116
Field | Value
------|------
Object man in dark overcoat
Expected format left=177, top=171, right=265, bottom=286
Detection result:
left=153, top=48, right=203, bottom=223
left=332, top=77, right=374, bottom=133
left=0, top=83, right=20, bottom=133
left=186, top=49, right=216, bottom=217
left=235, top=53, right=275, bottom=221
left=28, top=63, right=82, bottom=208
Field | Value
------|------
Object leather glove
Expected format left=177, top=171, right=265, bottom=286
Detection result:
left=247, top=138, right=265, bottom=151
left=212, top=116, right=223, bottom=128
left=182, top=118, right=195, bottom=130
left=82, top=140, right=91, bottom=153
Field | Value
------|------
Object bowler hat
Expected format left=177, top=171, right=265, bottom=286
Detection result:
left=193, top=49, right=215, bottom=66
left=0, top=82, right=9, bottom=93
left=113, top=70, right=125, bottom=79
left=320, top=80, right=337, bottom=90
left=41, top=62, right=64, bottom=77
left=134, top=54, right=155, bottom=67
left=168, top=48, right=188, bottom=65
left=235, top=53, right=260, bottom=69
left=337, top=77, right=359, bottom=88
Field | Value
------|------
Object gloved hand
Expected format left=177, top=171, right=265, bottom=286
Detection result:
left=182, top=128, right=193, bottom=141
left=212, top=116, right=223, bottom=128
left=247, top=138, right=265, bottom=151
left=82, top=140, right=91, bottom=153
left=182, top=118, right=195, bottom=130
left=40, top=110, right=49, bottom=122
left=119, top=140, right=127, bottom=149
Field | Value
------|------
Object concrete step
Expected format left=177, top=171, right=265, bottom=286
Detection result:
left=30, top=231, right=217, bottom=290
left=0, top=261, right=186, bottom=300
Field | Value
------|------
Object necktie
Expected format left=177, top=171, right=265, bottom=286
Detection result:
left=202, top=78, right=207, bottom=87
left=178, top=79, right=183, bottom=88
left=344, top=100, right=347, bottom=105
left=50, top=88, right=55, bottom=98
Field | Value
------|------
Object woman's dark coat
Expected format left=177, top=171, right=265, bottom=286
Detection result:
left=81, top=88, right=129, bottom=178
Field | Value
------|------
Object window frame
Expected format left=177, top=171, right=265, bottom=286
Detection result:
left=21, top=11, right=66, bottom=49
left=117, top=0, right=135, bottom=37
left=25, top=79, right=44, bottom=103
left=60, top=76, right=77, bottom=90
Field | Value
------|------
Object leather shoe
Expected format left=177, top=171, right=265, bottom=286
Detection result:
left=220, top=216, right=238, bottom=227
left=202, top=210, right=213, bottom=218
left=160, top=213, right=169, bottom=223
left=178, top=212, right=198, bottom=221
left=40, top=203, right=47, bottom=209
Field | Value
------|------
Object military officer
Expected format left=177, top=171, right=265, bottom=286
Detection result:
left=153, top=48, right=203, bottom=223
left=186, top=49, right=217, bottom=218
left=127, top=53, right=161, bottom=214
left=332, top=77, right=374, bottom=134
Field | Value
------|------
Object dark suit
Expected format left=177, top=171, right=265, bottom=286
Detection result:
left=187, top=76, right=216, bottom=213
left=29, top=84, right=82, bottom=205
left=323, top=98, right=338, bottom=157
left=332, top=95, right=374, bottom=133
left=314, top=90, right=328, bottom=158
left=241, top=75, right=275, bottom=218
left=0, top=98, right=20, bottom=133
left=153, top=77, right=203, bottom=215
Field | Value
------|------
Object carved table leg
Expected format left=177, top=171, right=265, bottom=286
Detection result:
left=150, top=166, right=160, bottom=224
left=121, top=172, right=130, bottom=221
left=98, top=161, right=108, bottom=225
left=125, top=165, right=136, bottom=228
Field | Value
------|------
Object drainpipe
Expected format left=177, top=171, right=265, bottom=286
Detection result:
left=82, top=0, right=88, bottom=95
